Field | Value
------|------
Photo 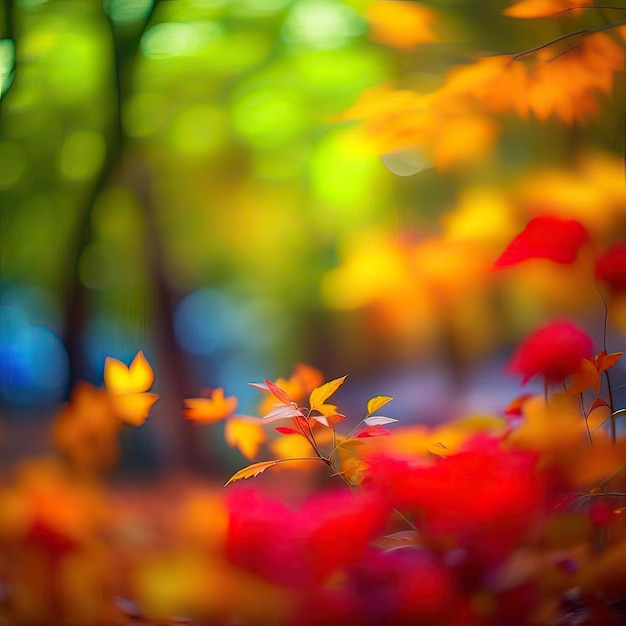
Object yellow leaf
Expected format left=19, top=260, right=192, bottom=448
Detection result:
left=184, top=389, right=237, bottom=423
left=104, top=351, right=154, bottom=396
left=104, top=352, right=159, bottom=426
left=309, top=376, right=347, bottom=412
left=224, top=417, right=267, bottom=460
left=224, top=461, right=279, bottom=486
left=367, top=395, right=393, bottom=416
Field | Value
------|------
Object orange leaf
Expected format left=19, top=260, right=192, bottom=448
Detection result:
left=224, top=417, right=267, bottom=460
left=597, top=351, right=623, bottom=373
left=503, top=0, right=592, bottom=18
left=367, top=395, right=393, bottom=416
left=366, top=1, right=438, bottom=50
left=224, top=460, right=278, bottom=487
left=309, top=376, right=347, bottom=412
left=108, top=392, right=159, bottom=427
left=567, top=358, right=601, bottom=395
left=183, top=389, right=237, bottom=423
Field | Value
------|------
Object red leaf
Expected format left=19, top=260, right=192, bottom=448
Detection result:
left=275, top=426, right=302, bottom=435
left=494, top=216, right=588, bottom=269
left=589, top=397, right=610, bottom=412
left=356, top=425, right=392, bottom=438
left=595, top=242, right=626, bottom=294
left=507, top=320, right=594, bottom=384
left=264, top=379, right=294, bottom=405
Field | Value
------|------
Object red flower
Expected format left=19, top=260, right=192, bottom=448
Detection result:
left=507, top=320, right=594, bottom=384
left=595, top=242, right=626, bottom=294
left=494, top=216, right=589, bottom=269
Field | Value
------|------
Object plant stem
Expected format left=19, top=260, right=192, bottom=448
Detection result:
left=511, top=20, right=626, bottom=59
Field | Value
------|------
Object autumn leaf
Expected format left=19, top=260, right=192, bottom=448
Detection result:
left=504, top=0, right=593, bottom=18
left=224, top=461, right=279, bottom=486
left=366, top=1, right=438, bottom=50
left=183, top=388, right=237, bottom=423
left=367, top=395, right=394, bottom=416
left=363, top=415, right=398, bottom=426
left=104, top=351, right=159, bottom=426
left=494, top=216, right=589, bottom=268
left=596, top=351, right=623, bottom=373
left=567, top=358, right=601, bottom=395
left=224, top=416, right=267, bottom=460
left=507, top=320, right=594, bottom=384
left=309, top=376, right=347, bottom=413
left=251, top=380, right=306, bottom=423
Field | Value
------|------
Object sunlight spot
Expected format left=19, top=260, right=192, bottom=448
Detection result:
left=141, top=21, right=223, bottom=59
left=282, top=0, right=366, bottom=50
left=104, top=0, right=154, bottom=25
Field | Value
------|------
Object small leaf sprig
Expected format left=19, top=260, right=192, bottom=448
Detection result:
left=224, top=376, right=396, bottom=487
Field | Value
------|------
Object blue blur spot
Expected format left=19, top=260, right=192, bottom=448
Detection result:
left=174, top=288, right=238, bottom=356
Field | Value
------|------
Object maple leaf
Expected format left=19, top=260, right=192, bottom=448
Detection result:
left=224, top=416, right=267, bottom=460
left=494, top=216, right=589, bottom=268
left=366, top=1, right=438, bottom=50
left=504, top=0, right=593, bottom=18
left=104, top=351, right=159, bottom=426
left=183, top=388, right=237, bottom=423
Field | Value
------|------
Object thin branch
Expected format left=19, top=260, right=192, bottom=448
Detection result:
left=511, top=21, right=626, bottom=59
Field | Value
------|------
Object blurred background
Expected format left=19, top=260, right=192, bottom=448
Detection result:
left=0, top=0, right=624, bottom=475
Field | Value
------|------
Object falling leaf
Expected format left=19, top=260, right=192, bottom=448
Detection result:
left=309, top=376, right=347, bottom=413
left=225, top=417, right=267, bottom=460
left=224, top=461, right=279, bottom=486
left=504, top=0, right=593, bottom=18
left=494, top=216, right=589, bottom=269
left=183, top=388, right=237, bottom=423
left=104, top=351, right=159, bottom=426
left=367, top=395, right=394, bottom=416
left=363, top=416, right=398, bottom=426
